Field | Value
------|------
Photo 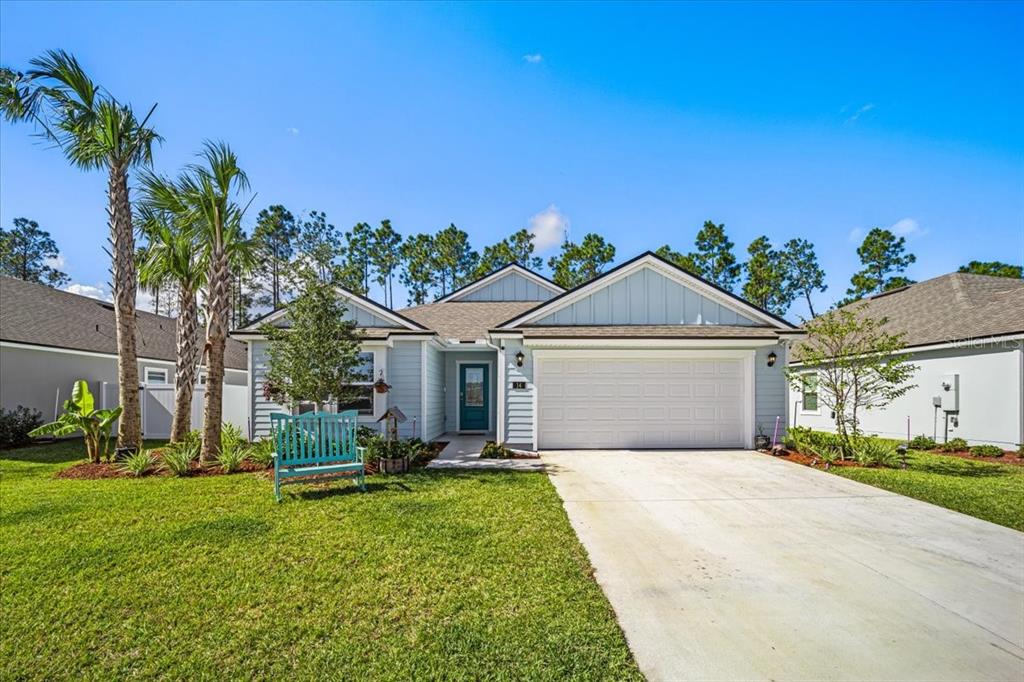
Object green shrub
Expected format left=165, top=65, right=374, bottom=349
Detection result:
left=939, top=437, right=969, bottom=452
left=784, top=426, right=814, bottom=452
left=811, top=443, right=842, bottom=465
left=216, top=445, right=247, bottom=473
left=854, top=438, right=899, bottom=468
left=356, top=426, right=379, bottom=448
left=969, top=444, right=1004, bottom=458
left=119, top=449, right=158, bottom=477
left=248, top=439, right=275, bottom=468
left=480, top=441, right=512, bottom=459
left=909, top=434, right=937, bottom=450
left=220, top=422, right=246, bottom=452
left=0, top=406, right=44, bottom=449
left=160, top=443, right=195, bottom=476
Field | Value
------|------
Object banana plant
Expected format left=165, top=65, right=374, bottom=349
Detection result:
left=29, top=380, right=123, bottom=463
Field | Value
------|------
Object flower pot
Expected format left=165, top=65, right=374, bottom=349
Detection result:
left=380, top=457, right=408, bottom=474
left=754, top=435, right=770, bottom=450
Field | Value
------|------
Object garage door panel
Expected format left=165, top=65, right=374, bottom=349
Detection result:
left=537, top=354, right=749, bottom=449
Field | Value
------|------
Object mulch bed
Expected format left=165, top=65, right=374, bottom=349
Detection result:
left=762, top=446, right=1024, bottom=470
left=55, top=441, right=453, bottom=481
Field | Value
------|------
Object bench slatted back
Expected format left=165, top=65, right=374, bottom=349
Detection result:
left=271, top=411, right=359, bottom=466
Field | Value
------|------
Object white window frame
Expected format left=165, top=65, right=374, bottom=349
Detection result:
left=338, top=351, right=376, bottom=416
left=144, top=368, right=169, bottom=385
left=800, top=372, right=821, bottom=415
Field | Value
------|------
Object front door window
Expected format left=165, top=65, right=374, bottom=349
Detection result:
left=459, top=364, right=489, bottom=431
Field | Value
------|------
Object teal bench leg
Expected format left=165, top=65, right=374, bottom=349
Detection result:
left=274, top=471, right=282, bottom=503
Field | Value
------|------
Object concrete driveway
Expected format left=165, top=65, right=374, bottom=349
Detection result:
left=542, top=450, right=1024, bottom=682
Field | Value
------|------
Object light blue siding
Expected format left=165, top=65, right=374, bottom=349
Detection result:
left=386, top=340, right=422, bottom=438
left=268, top=297, right=401, bottom=329
left=755, top=344, right=788, bottom=440
left=424, top=345, right=446, bottom=441
left=250, top=340, right=289, bottom=439
left=456, top=271, right=558, bottom=302
left=501, top=339, right=534, bottom=447
left=533, top=266, right=758, bottom=326
left=444, top=351, right=497, bottom=432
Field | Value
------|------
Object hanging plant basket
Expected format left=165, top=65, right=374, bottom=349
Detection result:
left=373, top=379, right=391, bottom=394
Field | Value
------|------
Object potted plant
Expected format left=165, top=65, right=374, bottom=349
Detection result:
left=378, top=439, right=410, bottom=474
left=754, top=426, right=770, bottom=451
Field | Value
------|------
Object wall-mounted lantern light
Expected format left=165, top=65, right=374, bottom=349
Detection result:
left=766, top=351, right=777, bottom=367
left=515, top=351, right=525, bottom=367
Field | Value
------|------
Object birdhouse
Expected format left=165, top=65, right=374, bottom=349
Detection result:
left=377, top=406, right=407, bottom=440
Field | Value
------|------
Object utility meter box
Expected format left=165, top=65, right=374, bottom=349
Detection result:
left=939, top=373, right=959, bottom=412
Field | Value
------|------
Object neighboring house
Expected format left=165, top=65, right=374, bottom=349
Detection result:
left=0, top=277, right=249, bottom=438
left=234, top=253, right=802, bottom=449
left=789, top=272, right=1024, bottom=448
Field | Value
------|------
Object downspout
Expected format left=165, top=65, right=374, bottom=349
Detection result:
left=486, top=338, right=505, bottom=445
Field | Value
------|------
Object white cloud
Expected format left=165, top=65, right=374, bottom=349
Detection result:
left=286, top=127, right=300, bottom=136
left=522, top=53, right=543, bottom=64
left=527, top=205, right=569, bottom=252
left=890, top=217, right=923, bottom=237
left=847, top=227, right=864, bottom=244
left=845, top=102, right=875, bottom=123
left=63, top=282, right=157, bottom=313
left=44, top=254, right=66, bottom=269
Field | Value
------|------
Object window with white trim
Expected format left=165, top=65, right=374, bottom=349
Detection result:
left=196, top=373, right=208, bottom=387
left=801, top=373, right=819, bottom=412
left=144, top=368, right=169, bottom=385
left=337, top=352, right=375, bottom=415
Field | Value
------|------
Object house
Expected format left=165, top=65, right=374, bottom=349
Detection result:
left=0, top=276, right=249, bottom=438
left=234, top=252, right=803, bottom=449
left=788, top=272, right=1024, bottom=448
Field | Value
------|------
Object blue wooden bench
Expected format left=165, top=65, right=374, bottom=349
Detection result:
left=271, top=411, right=366, bottom=502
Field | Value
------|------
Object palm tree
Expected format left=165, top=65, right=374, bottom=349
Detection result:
left=1, top=51, right=160, bottom=450
left=141, top=142, right=252, bottom=462
left=136, top=207, right=207, bottom=442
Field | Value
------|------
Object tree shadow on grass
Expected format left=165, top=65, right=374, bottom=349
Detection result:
left=171, top=516, right=272, bottom=544
left=912, top=460, right=1013, bottom=478
left=0, top=439, right=168, bottom=466
left=293, top=478, right=412, bottom=500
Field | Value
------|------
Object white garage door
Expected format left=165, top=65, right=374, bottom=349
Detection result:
left=536, top=354, right=750, bottom=449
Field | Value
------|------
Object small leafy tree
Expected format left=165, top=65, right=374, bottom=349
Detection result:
left=261, top=267, right=366, bottom=410
left=28, top=380, right=122, bottom=462
left=786, top=305, right=917, bottom=455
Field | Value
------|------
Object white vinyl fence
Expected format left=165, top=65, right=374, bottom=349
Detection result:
left=101, top=382, right=248, bottom=440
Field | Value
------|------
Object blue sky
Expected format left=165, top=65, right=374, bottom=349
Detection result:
left=1, top=1, right=1021, bottom=320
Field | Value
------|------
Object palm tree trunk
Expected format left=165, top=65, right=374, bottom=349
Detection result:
left=200, top=249, right=231, bottom=463
left=171, top=287, right=201, bottom=442
left=109, top=164, right=142, bottom=449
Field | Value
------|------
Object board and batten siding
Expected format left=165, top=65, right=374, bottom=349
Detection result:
left=387, top=340, right=423, bottom=439
left=457, top=271, right=557, bottom=302
left=424, top=345, right=446, bottom=441
left=533, top=267, right=758, bottom=326
left=444, top=351, right=498, bottom=433
left=755, top=344, right=788, bottom=439
left=268, top=302, right=401, bottom=329
left=501, top=339, right=535, bottom=447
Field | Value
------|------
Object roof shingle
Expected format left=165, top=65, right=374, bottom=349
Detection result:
left=0, top=277, right=247, bottom=370
left=399, top=301, right=538, bottom=341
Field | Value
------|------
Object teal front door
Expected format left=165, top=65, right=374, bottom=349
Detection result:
left=459, top=364, right=489, bottom=431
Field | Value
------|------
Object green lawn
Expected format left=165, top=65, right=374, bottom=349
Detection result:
left=830, top=450, right=1024, bottom=531
left=0, top=441, right=641, bottom=681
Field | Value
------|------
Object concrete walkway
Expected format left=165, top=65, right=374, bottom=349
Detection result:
left=543, top=449, right=1024, bottom=682
left=426, top=433, right=543, bottom=471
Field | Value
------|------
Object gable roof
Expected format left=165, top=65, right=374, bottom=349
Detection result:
left=497, top=251, right=799, bottom=330
left=435, top=263, right=563, bottom=303
left=0, top=277, right=247, bottom=370
left=400, top=301, right=538, bottom=341
left=827, top=272, right=1024, bottom=349
left=235, top=285, right=430, bottom=333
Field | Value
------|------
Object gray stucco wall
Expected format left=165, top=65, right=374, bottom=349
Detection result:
left=534, top=267, right=758, bottom=326
left=444, top=351, right=497, bottom=433
left=424, top=345, right=445, bottom=441
left=458, top=272, right=557, bottom=302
